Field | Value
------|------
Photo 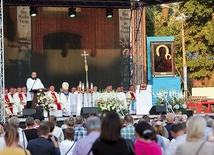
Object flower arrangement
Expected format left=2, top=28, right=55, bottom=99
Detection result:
left=154, top=90, right=187, bottom=112
left=37, top=90, right=54, bottom=114
left=96, top=92, right=129, bottom=116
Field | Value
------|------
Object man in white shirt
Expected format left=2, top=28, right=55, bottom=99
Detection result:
left=26, top=72, right=44, bottom=108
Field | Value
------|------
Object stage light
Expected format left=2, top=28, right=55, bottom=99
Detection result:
left=106, top=8, right=113, bottom=19
left=68, top=7, right=76, bottom=18
left=30, top=6, right=37, bottom=17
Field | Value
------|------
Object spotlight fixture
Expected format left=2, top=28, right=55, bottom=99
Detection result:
left=30, top=6, right=37, bottom=17
left=68, top=7, right=76, bottom=18
left=106, top=8, right=113, bottom=19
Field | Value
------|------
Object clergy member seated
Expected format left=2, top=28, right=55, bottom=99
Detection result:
left=46, top=85, right=62, bottom=111
left=4, top=88, right=18, bottom=116
left=13, top=87, right=27, bottom=115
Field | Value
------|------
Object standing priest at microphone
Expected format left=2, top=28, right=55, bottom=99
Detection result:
left=26, top=71, right=44, bottom=108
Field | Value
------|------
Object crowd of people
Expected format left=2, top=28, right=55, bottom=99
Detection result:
left=0, top=112, right=213, bottom=155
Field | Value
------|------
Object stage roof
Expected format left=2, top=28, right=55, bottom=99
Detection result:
left=3, top=0, right=185, bottom=9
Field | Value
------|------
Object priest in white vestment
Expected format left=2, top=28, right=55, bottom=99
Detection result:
left=26, top=72, right=44, bottom=108
left=4, top=88, right=18, bottom=116
left=13, top=87, right=27, bottom=115
left=59, top=82, right=70, bottom=116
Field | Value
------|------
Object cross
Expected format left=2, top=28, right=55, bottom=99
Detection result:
left=81, top=50, right=89, bottom=64
left=81, top=50, right=89, bottom=91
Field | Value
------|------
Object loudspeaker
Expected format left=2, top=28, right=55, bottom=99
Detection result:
left=149, top=105, right=166, bottom=115
left=22, top=109, right=35, bottom=118
left=80, top=107, right=98, bottom=118
left=182, top=110, right=193, bottom=118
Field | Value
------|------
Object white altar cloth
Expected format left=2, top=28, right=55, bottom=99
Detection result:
left=67, top=92, right=127, bottom=116
left=136, top=85, right=153, bottom=115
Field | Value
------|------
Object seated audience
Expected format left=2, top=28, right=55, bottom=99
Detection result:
left=175, top=116, right=214, bottom=155
left=27, top=124, right=60, bottom=155
left=165, top=123, right=186, bottom=155
left=24, top=117, right=39, bottom=141
left=8, top=116, right=28, bottom=148
left=49, top=115, right=64, bottom=143
left=121, top=114, right=135, bottom=140
left=30, top=106, right=44, bottom=121
left=59, top=128, right=75, bottom=155
left=0, top=127, right=30, bottom=155
left=73, top=116, right=101, bottom=155
left=90, top=112, right=134, bottom=155
left=134, top=121, right=162, bottom=155
left=74, top=116, right=87, bottom=142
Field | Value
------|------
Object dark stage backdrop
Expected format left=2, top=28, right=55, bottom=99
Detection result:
left=4, top=6, right=130, bottom=91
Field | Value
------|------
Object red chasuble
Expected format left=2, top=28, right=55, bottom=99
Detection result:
left=5, top=95, right=13, bottom=113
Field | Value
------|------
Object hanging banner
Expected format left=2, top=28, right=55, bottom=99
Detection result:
left=17, top=6, right=31, bottom=44
left=119, top=9, right=131, bottom=42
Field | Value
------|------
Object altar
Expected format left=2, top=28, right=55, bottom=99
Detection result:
left=64, top=87, right=153, bottom=116
left=66, top=92, right=127, bottom=116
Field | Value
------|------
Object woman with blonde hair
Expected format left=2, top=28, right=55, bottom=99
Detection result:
left=175, top=116, right=214, bottom=155
left=0, top=127, right=30, bottom=155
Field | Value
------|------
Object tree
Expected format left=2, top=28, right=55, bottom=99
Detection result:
left=147, top=1, right=214, bottom=86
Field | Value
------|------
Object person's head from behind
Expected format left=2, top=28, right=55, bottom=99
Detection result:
left=75, top=116, right=83, bottom=125
left=34, top=119, right=41, bottom=126
left=186, top=116, right=206, bottom=142
left=5, top=127, right=19, bottom=147
left=38, top=124, right=50, bottom=138
left=166, top=113, right=174, bottom=123
left=85, top=116, right=101, bottom=133
left=124, top=114, right=134, bottom=125
left=45, top=121, right=55, bottom=133
left=100, top=112, right=122, bottom=142
left=35, top=106, right=42, bottom=114
left=153, top=121, right=163, bottom=136
left=170, top=123, right=184, bottom=138
left=49, top=115, right=57, bottom=125
left=25, top=117, right=35, bottom=127
left=67, top=117, right=74, bottom=127
left=65, top=128, right=75, bottom=141
left=8, top=116, right=20, bottom=128
left=135, top=121, right=157, bottom=142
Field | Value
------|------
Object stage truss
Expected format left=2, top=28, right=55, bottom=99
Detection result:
left=0, top=0, right=5, bottom=123
left=0, top=0, right=183, bottom=122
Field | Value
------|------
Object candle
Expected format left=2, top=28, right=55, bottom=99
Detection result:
left=90, top=83, right=93, bottom=89
left=81, top=83, right=84, bottom=90
left=79, top=81, right=81, bottom=88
